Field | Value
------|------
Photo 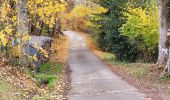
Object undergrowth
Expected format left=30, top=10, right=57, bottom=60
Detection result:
left=26, top=62, right=63, bottom=90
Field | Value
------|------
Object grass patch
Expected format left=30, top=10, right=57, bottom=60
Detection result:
left=39, top=62, right=62, bottom=74
left=93, top=50, right=115, bottom=60
left=108, top=58, right=128, bottom=65
left=126, top=64, right=148, bottom=78
left=93, top=50, right=148, bottom=78
left=32, top=62, right=63, bottom=90
left=93, top=50, right=128, bottom=65
left=161, top=74, right=170, bottom=81
left=34, top=74, right=58, bottom=89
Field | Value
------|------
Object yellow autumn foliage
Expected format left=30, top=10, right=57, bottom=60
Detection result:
left=120, top=6, right=159, bottom=59
left=120, top=6, right=159, bottom=48
left=12, top=45, right=20, bottom=58
left=0, top=31, right=8, bottom=46
left=0, top=0, right=66, bottom=60
left=27, top=0, right=67, bottom=28
left=61, top=4, right=107, bottom=31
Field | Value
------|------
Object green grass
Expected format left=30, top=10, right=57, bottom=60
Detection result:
left=108, top=58, right=128, bottom=65
left=161, top=74, right=170, bottom=81
left=95, top=50, right=128, bottom=65
left=34, top=73, right=58, bottom=90
left=33, top=62, right=63, bottom=90
left=109, top=59, right=148, bottom=78
left=39, top=62, right=62, bottom=74
left=95, top=51, right=148, bottom=79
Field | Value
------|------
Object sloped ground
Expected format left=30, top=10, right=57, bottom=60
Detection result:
left=50, top=35, right=70, bottom=99
left=64, top=31, right=147, bottom=100
left=0, top=35, right=69, bottom=99
left=0, top=54, right=41, bottom=99
left=0, top=71, right=27, bottom=99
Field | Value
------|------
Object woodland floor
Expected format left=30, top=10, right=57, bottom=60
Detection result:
left=0, top=35, right=69, bottom=99
left=80, top=31, right=170, bottom=100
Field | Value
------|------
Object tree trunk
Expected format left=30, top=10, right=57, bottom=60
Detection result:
left=53, top=18, right=62, bottom=37
left=157, top=0, right=170, bottom=65
left=17, top=0, right=29, bottom=66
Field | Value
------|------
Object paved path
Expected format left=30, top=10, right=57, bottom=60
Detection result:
left=64, top=31, right=147, bottom=100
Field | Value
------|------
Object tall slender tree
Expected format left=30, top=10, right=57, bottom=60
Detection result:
left=17, top=0, right=29, bottom=66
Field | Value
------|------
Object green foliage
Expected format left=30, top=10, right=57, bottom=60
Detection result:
left=119, top=5, right=158, bottom=62
left=89, top=0, right=158, bottom=62
left=127, top=0, right=156, bottom=8
left=89, top=0, right=139, bottom=62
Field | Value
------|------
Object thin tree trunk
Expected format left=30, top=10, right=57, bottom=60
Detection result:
left=39, top=21, right=44, bottom=36
left=54, top=18, right=60, bottom=38
left=17, top=0, right=29, bottom=66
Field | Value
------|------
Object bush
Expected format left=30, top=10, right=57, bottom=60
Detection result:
left=89, top=0, right=140, bottom=62
left=89, top=0, right=158, bottom=62
left=119, top=6, right=158, bottom=62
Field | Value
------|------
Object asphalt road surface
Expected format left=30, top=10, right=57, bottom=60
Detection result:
left=64, top=31, right=147, bottom=100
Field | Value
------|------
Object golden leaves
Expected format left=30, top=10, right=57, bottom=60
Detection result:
left=22, top=33, right=31, bottom=42
left=12, top=45, right=20, bottom=58
left=61, top=4, right=107, bottom=31
left=0, top=31, right=8, bottom=46
left=50, top=35, right=69, bottom=63
left=0, top=1, right=17, bottom=46
left=4, top=25, right=14, bottom=34
left=33, top=54, right=38, bottom=61
left=33, top=42, right=49, bottom=58
left=27, top=0, right=67, bottom=29
left=1, top=1, right=11, bottom=18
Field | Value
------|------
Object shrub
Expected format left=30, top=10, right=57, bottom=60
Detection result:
left=119, top=6, right=158, bottom=62
left=89, top=0, right=140, bottom=62
left=89, top=0, right=158, bottom=62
